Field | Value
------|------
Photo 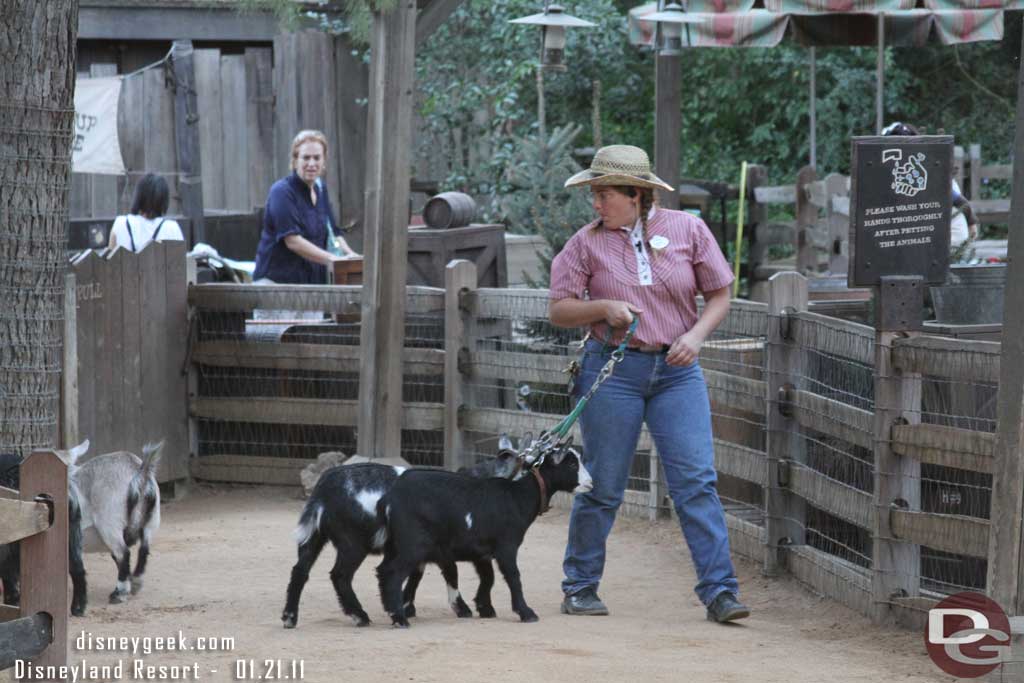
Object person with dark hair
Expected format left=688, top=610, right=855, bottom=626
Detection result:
left=253, top=129, right=358, bottom=284
left=108, top=173, right=184, bottom=252
left=549, top=145, right=748, bottom=624
left=881, top=121, right=980, bottom=247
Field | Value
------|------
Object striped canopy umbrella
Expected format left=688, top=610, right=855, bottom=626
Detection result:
left=630, top=0, right=1017, bottom=164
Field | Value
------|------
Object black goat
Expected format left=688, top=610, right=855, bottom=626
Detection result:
left=0, top=443, right=89, bottom=616
left=282, top=450, right=520, bottom=629
left=376, top=443, right=592, bottom=627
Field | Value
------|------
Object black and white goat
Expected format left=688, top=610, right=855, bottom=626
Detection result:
left=74, top=442, right=163, bottom=604
left=282, top=446, right=521, bottom=630
left=0, top=441, right=90, bottom=616
left=376, top=442, right=592, bottom=627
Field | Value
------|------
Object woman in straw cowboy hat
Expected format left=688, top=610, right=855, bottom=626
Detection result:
left=549, top=145, right=749, bottom=623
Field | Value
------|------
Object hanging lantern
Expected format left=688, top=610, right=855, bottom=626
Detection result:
left=645, top=2, right=703, bottom=56
left=509, top=4, right=596, bottom=72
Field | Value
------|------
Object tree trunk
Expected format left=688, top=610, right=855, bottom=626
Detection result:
left=0, top=1, right=78, bottom=454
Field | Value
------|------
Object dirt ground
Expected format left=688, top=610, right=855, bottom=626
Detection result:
left=61, top=484, right=954, bottom=683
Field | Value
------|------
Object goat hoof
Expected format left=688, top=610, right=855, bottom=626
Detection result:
left=476, top=604, right=496, bottom=619
left=130, top=577, right=144, bottom=595
left=351, top=613, right=371, bottom=627
left=518, top=608, right=539, bottom=623
left=453, top=599, right=473, bottom=618
left=403, top=604, right=416, bottom=618
left=108, top=591, right=128, bottom=604
left=391, top=615, right=410, bottom=628
left=281, top=613, right=297, bottom=629
left=71, top=604, right=86, bottom=618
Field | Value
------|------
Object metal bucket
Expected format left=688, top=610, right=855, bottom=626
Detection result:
left=423, top=192, right=476, bottom=229
left=930, top=285, right=1004, bottom=324
left=948, top=263, right=1007, bottom=287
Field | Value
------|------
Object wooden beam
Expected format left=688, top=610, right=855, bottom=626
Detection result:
left=989, top=24, right=1024, bottom=616
left=788, top=464, right=874, bottom=530
left=191, top=455, right=312, bottom=486
left=188, top=283, right=443, bottom=315
left=891, top=509, right=989, bottom=559
left=793, top=389, right=874, bottom=450
left=786, top=544, right=871, bottom=618
left=795, top=166, right=818, bottom=274
left=753, top=185, right=797, bottom=205
left=358, top=0, right=419, bottom=461
left=891, top=423, right=995, bottom=475
left=191, top=397, right=443, bottom=431
left=192, top=340, right=444, bottom=376
left=792, top=311, right=874, bottom=366
left=891, top=335, right=1000, bottom=383
left=78, top=7, right=281, bottom=41
left=170, top=41, right=205, bottom=246
left=444, top=260, right=477, bottom=471
left=871, top=282, right=922, bottom=625
left=415, top=0, right=463, bottom=47
left=654, top=52, right=681, bottom=208
left=764, top=272, right=808, bottom=576
left=0, top=499, right=50, bottom=545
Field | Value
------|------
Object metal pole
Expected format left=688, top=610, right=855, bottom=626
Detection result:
left=809, top=46, right=817, bottom=170
left=876, top=13, right=885, bottom=133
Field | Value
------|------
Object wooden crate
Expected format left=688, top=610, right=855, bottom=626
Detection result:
left=406, top=224, right=507, bottom=288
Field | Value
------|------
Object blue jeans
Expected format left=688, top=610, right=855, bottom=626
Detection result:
left=562, top=339, right=740, bottom=606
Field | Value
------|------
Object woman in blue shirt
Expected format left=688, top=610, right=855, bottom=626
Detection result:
left=253, top=130, right=358, bottom=283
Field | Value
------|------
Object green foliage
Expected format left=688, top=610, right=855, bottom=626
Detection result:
left=496, top=124, right=595, bottom=286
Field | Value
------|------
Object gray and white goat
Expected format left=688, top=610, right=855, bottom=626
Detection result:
left=74, top=441, right=163, bottom=604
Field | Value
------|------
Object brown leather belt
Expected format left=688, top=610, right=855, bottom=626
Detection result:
left=628, top=343, right=671, bottom=354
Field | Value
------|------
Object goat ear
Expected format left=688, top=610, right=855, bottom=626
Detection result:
left=519, top=431, right=535, bottom=450
left=497, top=432, right=513, bottom=451
left=67, top=439, right=90, bottom=464
left=551, top=449, right=566, bottom=465
left=496, top=449, right=517, bottom=462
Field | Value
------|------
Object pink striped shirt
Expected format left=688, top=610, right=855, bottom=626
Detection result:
left=549, top=208, right=734, bottom=346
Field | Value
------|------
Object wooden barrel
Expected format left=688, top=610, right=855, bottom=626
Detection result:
left=423, top=192, right=476, bottom=229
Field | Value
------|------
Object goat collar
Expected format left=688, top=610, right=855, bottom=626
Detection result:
left=531, top=467, right=549, bottom=516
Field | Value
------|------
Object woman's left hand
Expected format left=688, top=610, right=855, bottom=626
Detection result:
left=666, top=331, right=703, bottom=367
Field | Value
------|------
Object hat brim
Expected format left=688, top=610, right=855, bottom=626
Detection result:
left=564, top=169, right=674, bottom=193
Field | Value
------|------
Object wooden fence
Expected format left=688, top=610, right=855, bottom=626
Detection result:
left=64, top=243, right=189, bottom=484
left=183, top=263, right=1004, bottom=629
left=0, top=452, right=69, bottom=672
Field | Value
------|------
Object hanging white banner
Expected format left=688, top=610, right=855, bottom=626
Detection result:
left=72, top=76, right=125, bottom=175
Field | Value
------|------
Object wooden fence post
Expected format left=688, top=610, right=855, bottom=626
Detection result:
left=654, top=52, right=681, bottom=210
left=356, top=0, right=417, bottom=461
left=444, top=260, right=477, bottom=471
left=764, top=271, right=808, bottom=577
left=19, top=451, right=68, bottom=669
left=795, top=166, right=819, bottom=275
left=871, top=277, right=923, bottom=625
left=170, top=40, right=205, bottom=246
left=824, top=173, right=849, bottom=275
left=969, top=143, right=982, bottom=201
left=987, top=28, right=1024, bottom=617
left=745, top=165, right=769, bottom=296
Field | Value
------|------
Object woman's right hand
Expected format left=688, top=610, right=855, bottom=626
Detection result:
left=603, top=300, right=642, bottom=328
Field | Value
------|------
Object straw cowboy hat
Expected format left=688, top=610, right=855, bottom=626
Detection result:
left=564, top=145, right=674, bottom=192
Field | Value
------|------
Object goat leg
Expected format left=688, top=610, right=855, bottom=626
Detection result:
left=494, top=547, right=537, bottom=623
left=281, top=532, right=327, bottom=629
left=329, top=553, right=370, bottom=627
left=109, top=550, right=132, bottom=604
left=437, top=559, right=472, bottom=618
left=401, top=564, right=425, bottom=618
left=472, top=559, right=497, bottom=618
left=376, top=556, right=411, bottom=628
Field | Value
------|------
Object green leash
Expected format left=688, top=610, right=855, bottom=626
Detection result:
left=547, top=315, right=640, bottom=441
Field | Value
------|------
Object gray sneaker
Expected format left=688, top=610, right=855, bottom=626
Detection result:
left=561, top=587, right=609, bottom=616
